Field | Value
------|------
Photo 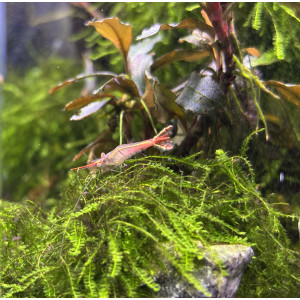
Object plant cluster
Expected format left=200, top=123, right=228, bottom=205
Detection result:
left=50, top=3, right=300, bottom=171
left=1, top=58, right=95, bottom=204
left=1, top=2, right=300, bottom=298
left=1, top=149, right=299, bottom=297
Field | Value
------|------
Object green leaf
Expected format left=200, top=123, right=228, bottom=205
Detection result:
left=250, top=50, right=279, bottom=67
left=185, top=3, right=200, bottom=12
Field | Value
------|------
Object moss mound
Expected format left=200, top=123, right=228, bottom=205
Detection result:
left=1, top=151, right=299, bottom=297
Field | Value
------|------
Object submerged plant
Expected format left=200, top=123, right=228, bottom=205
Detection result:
left=1, top=58, right=90, bottom=203
left=2, top=3, right=300, bottom=298
left=49, top=3, right=300, bottom=189
left=1, top=150, right=299, bottom=297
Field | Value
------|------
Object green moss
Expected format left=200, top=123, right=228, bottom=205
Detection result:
left=1, top=57, right=97, bottom=203
left=1, top=150, right=299, bottom=297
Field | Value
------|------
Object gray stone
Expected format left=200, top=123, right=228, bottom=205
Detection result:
left=156, top=244, right=254, bottom=298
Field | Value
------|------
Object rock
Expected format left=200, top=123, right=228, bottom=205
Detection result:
left=156, top=244, right=254, bottom=298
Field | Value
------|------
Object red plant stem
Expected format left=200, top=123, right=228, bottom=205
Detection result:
left=203, top=3, right=234, bottom=88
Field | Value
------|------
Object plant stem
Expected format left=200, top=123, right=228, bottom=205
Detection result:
left=119, top=110, right=124, bottom=145
left=140, top=99, right=157, bottom=135
left=203, top=2, right=234, bottom=88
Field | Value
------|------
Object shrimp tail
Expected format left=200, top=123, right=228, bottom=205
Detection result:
left=153, top=125, right=174, bottom=151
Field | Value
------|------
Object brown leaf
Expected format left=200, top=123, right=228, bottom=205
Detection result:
left=49, top=71, right=116, bottom=94
left=160, top=18, right=215, bottom=36
left=65, top=92, right=116, bottom=111
left=153, top=83, right=186, bottom=125
left=137, top=18, right=215, bottom=40
left=264, top=81, right=300, bottom=107
left=245, top=47, right=261, bottom=58
left=201, top=9, right=213, bottom=27
left=151, top=49, right=211, bottom=72
left=265, top=113, right=297, bottom=148
left=141, top=74, right=156, bottom=109
left=88, top=18, right=132, bottom=69
left=141, top=75, right=187, bottom=129
left=102, top=76, right=140, bottom=99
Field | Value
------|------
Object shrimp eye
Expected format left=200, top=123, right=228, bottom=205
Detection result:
left=97, top=162, right=101, bottom=167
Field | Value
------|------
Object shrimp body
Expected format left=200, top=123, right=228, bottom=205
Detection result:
left=71, top=125, right=174, bottom=171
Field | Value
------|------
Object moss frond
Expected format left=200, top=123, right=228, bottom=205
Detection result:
left=83, top=263, right=98, bottom=297
left=252, top=2, right=264, bottom=30
left=108, top=232, right=123, bottom=278
left=245, top=2, right=300, bottom=61
left=67, top=220, right=86, bottom=256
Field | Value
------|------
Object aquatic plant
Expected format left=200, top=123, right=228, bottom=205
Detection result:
left=1, top=149, right=299, bottom=297
left=49, top=3, right=300, bottom=170
left=1, top=58, right=95, bottom=204
left=2, top=3, right=300, bottom=298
